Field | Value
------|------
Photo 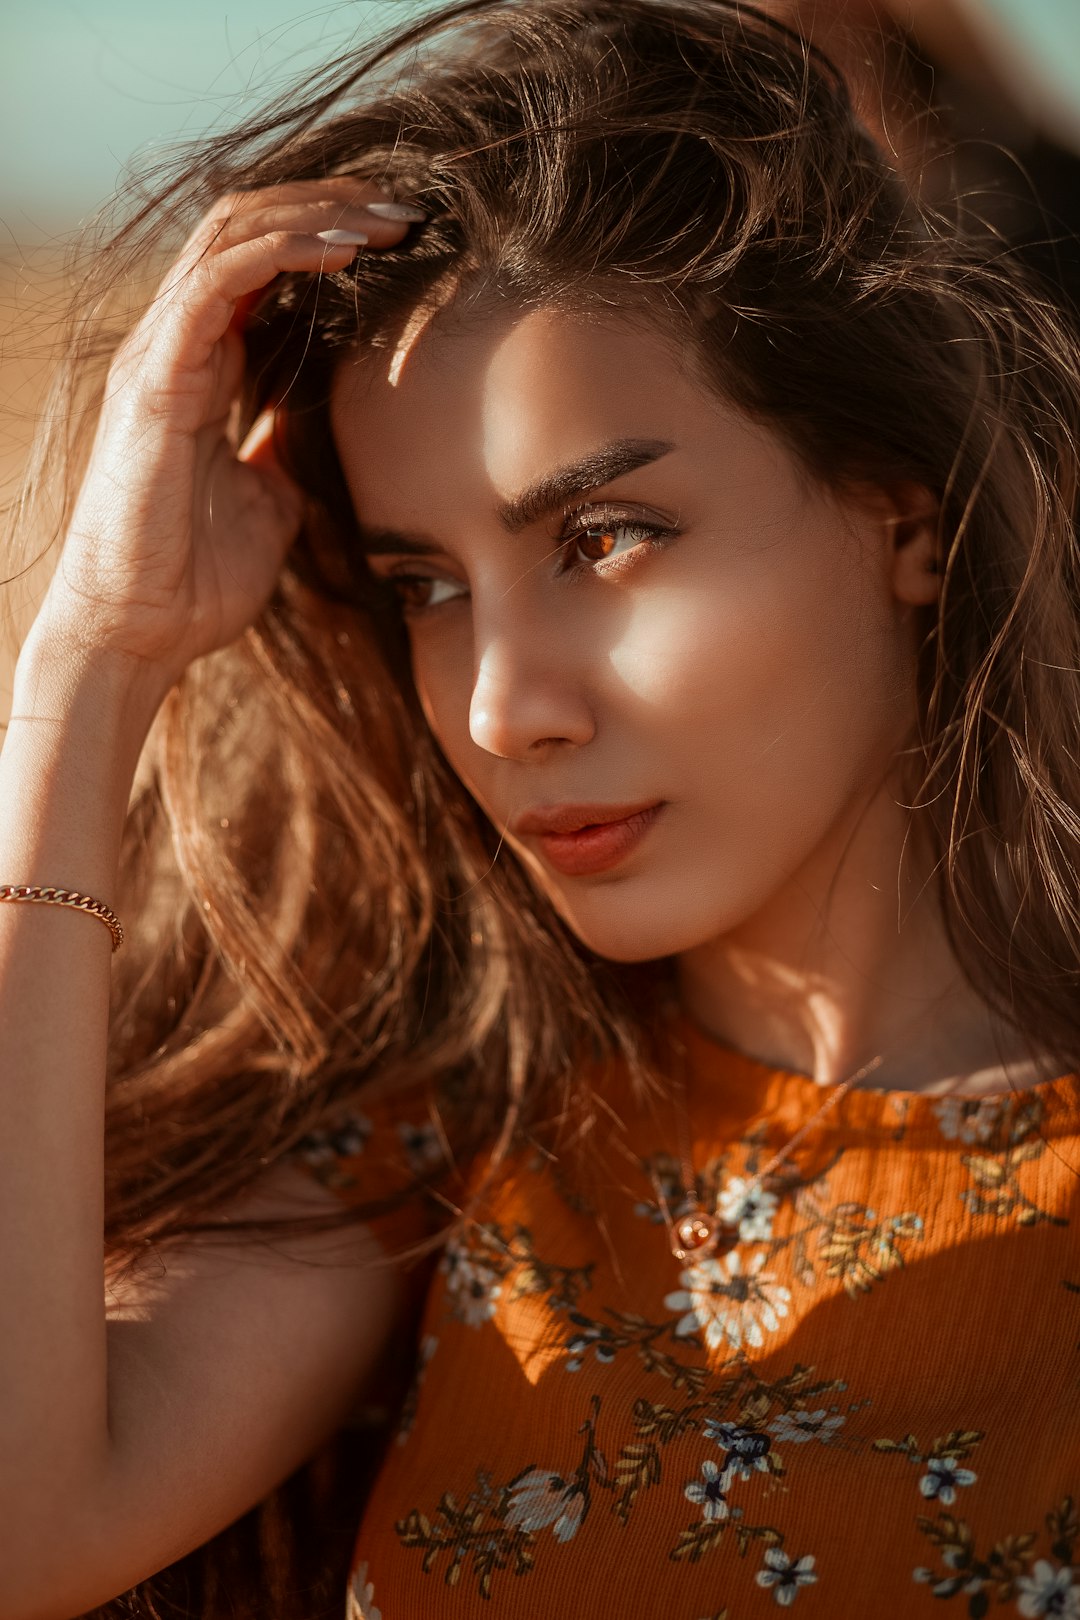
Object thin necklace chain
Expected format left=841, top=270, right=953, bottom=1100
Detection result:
left=653, top=1002, right=887, bottom=1265
left=649, top=1000, right=998, bottom=1264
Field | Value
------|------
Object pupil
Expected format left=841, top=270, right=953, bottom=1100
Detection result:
left=581, top=526, right=617, bottom=560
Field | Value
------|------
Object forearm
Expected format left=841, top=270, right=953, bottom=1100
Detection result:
left=0, top=624, right=167, bottom=1546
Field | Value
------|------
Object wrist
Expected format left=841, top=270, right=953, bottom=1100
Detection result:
left=13, top=615, right=176, bottom=749
left=1, top=627, right=164, bottom=889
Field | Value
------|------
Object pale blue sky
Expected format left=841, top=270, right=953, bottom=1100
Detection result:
left=6, top=0, right=1080, bottom=240
left=2, top=1, right=435, bottom=238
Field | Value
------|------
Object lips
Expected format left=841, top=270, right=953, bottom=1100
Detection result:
left=512, top=800, right=667, bottom=877
left=510, top=799, right=665, bottom=836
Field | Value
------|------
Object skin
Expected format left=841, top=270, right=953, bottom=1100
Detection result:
left=329, top=295, right=1043, bottom=1097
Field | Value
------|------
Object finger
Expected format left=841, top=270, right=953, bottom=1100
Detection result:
left=203, top=176, right=425, bottom=238
left=220, top=189, right=424, bottom=333
left=137, top=232, right=364, bottom=383
left=211, top=198, right=420, bottom=254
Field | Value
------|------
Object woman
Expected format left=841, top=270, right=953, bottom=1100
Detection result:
left=1, top=2, right=1077, bottom=1617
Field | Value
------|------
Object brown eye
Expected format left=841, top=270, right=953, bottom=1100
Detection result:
left=564, top=516, right=672, bottom=570
left=577, top=526, right=619, bottom=561
left=375, top=513, right=677, bottom=619
left=393, top=577, right=435, bottom=609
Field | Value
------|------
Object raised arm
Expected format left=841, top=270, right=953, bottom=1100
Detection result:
left=0, top=180, right=426, bottom=1619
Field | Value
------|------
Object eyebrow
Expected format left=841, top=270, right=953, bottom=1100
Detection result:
left=356, top=436, right=677, bottom=556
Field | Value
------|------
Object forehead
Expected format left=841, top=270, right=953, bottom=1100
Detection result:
left=329, top=301, right=722, bottom=520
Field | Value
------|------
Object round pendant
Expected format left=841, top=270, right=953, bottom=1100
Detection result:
left=670, top=1209, right=740, bottom=1263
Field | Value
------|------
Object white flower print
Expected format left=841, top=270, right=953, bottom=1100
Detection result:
left=1014, top=1559, right=1080, bottom=1619
left=503, top=1468, right=586, bottom=1542
left=756, top=1548, right=819, bottom=1605
left=932, top=1094, right=1006, bottom=1145
left=918, top=1454, right=978, bottom=1505
left=346, top=1560, right=382, bottom=1620
left=717, top=1175, right=779, bottom=1242
left=665, top=1249, right=791, bottom=1352
left=767, top=1407, right=846, bottom=1446
left=439, top=1240, right=503, bottom=1328
left=684, top=1457, right=742, bottom=1522
left=703, top=1419, right=772, bottom=1481
left=292, top=1113, right=372, bottom=1167
left=398, top=1117, right=444, bottom=1173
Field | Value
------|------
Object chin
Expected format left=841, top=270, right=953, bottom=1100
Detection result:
left=539, top=879, right=743, bottom=965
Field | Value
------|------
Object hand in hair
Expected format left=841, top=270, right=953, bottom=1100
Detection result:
left=33, top=179, right=423, bottom=701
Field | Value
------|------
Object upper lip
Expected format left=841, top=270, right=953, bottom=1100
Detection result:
left=510, top=800, right=664, bottom=836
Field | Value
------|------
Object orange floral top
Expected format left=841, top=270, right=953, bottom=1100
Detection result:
left=289, top=1015, right=1080, bottom=1620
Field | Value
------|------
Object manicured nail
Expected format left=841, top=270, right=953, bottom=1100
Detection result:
left=363, top=201, right=428, bottom=221
left=316, top=229, right=370, bottom=245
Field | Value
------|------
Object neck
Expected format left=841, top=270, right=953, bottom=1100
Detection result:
left=674, top=782, right=1036, bottom=1095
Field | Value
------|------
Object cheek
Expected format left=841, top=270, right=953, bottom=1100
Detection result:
left=405, top=523, right=908, bottom=828
left=610, top=560, right=879, bottom=713
left=409, top=625, right=477, bottom=769
left=609, top=541, right=909, bottom=801
left=411, top=640, right=447, bottom=738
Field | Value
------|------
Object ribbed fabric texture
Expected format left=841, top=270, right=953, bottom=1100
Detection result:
left=294, top=1018, right=1080, bottom=1619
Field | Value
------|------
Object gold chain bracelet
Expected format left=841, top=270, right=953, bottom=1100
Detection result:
left=0, top=885, right=124, bottom=952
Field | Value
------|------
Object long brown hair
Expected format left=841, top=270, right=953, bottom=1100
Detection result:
left=8, top=0, right=1080, bottom=1613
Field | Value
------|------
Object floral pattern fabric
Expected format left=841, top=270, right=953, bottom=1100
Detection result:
left=294, top=1017, right=1080, bottom=1619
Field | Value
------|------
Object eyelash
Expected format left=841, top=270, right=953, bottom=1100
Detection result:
left=378, top=505, right=679, bottom=615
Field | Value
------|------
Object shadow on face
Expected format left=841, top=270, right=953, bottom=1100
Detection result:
left=329, top=298, right=935, bottom=965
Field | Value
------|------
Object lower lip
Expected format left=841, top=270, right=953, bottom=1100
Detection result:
left=532, top=803, right=666, bottom=876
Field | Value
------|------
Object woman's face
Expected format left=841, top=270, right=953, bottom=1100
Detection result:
left=330, top=301, right=929, bottom=963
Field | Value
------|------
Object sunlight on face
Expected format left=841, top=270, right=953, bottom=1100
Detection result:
left=330, top=302, right=922, bottom=963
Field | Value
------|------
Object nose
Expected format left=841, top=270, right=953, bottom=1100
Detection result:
left=468, top=619, right=596, bottom=760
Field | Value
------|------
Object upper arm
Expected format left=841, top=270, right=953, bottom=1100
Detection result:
left=32, top=1163, right=416, bottom=1620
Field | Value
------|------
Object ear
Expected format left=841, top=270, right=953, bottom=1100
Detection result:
left=852, top=479, right=941, bottom=608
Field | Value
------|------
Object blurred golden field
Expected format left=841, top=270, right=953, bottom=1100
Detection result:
left=0, top=241, right=161, bottom=725
left=0, top=246, right=73, bottom=716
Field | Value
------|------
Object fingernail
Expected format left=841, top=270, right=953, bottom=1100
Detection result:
left=316, top=229, right=370, bottom=245
left=363, top=201, right=428, bottom=221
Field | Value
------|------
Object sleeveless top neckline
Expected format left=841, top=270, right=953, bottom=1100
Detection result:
left=675, top=1010, right=1080, bottom=1141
